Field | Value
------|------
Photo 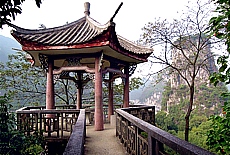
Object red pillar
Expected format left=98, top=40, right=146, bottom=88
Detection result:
left=123, top=65, right=129, bottom=108
left=108, top=72, right=114, bottom=121
left=46, top=58, right=55, bottom=116
left=94, top=57, right=104, bottom=131
left=76, top=72, right=82, bottom=109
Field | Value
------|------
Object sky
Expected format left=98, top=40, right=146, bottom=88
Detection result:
left=0, top=0, right=188, bottom=41
left=0, top=0, right=190, bottom=78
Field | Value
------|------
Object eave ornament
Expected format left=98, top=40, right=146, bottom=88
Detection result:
left=39, top=54, right=48, bottom=72
left=66, top=57, right=81, bottom=67
left=129, top=64, right=137, bottom=76
left=99, top=52, right=103, bottom=72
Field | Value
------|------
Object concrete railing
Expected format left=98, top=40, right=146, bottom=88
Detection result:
left=63, top=109, right=86, bottom=155
left=116, top=106, right=215, bottom=155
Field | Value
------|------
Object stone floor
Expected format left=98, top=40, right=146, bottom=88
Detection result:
left=84, top=124, right=127, bottom=155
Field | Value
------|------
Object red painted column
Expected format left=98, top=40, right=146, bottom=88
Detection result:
left=94, top=57, right=104, bottom=131
left=123, top=65, right=129, bottom=108
left=46, top=58, right=55, bottom=117
left=76, top=72, right=82, bottom=109
left=108, top=72, right=114, bottom=121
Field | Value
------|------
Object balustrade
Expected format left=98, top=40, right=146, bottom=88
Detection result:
left=16, top=107, right=80, bottom=138
left=116, top=106, right=215, bottom=155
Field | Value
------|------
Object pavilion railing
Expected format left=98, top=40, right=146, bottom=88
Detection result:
left=16, top=103, right=123, bottom=138
left=16, top=107, right=80, bottom=138
left=116, top=106, right=215, bottom=155
left=18, top=104, right=123, bottom=124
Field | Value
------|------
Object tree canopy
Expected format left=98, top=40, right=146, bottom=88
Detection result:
left=207, top=0, right=230, bottom=154
left=0, top=0, right=42, bottom=28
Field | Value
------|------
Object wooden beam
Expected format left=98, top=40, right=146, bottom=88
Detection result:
left=53, top=66, right=95, bottom=74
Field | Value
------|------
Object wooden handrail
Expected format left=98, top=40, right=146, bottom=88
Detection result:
left=116, top=107, right=215, bottom=155
left=63, top=109, right=86, bottom=155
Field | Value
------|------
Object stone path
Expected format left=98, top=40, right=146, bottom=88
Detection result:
left=84, top=124, right=127, bottom=155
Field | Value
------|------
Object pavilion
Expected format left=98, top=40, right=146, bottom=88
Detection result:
left=11, top=2, right=153, bottom=131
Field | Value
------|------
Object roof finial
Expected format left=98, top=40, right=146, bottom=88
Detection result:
left=84, top=2, right=90, bottom=16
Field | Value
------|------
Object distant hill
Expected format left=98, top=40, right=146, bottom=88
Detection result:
left=130, top=79, right=153, bottom=100
left=0, top=35, right=21, bottom=63
left=0, top=35, right=21, bottom=96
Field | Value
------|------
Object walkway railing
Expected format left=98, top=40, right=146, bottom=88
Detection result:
left=116, top=106, right=215, bottom=155
left=63, top=109, right=86, bottom=155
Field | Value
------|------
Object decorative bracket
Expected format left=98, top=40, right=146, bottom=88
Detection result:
left=66, top=57, right=81, bottom=66
left=129, top=64, right=137, bottom=76
left=39, top=54, right=48, bottom=72
left=99, top=53, right=103, bottom=72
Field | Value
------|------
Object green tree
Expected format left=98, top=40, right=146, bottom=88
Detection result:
left=207, top=97, right=230, bottom=154
left=0, top=0, right=42, bottom=28
left=0, top=95, right=45, bottom=155
left=0, top=52, right=47, bottom=108
left=0, top=52, right=79, bottom=108
left=207, top=0, right=230, bottom=154
left=190, top=115, right=207, bottom=128
left=104, top=77, right=144, bottom=104
left=155, top=111, right=167, bottom=130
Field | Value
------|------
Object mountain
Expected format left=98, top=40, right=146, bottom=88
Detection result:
left=0, top=35, right=21, bottom=96
left=0, top=35, right=21, bottom=63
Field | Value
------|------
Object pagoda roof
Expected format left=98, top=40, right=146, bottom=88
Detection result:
left=10, top=3, right=153, bottom=67
left=11, top=16, right=110, bottom=46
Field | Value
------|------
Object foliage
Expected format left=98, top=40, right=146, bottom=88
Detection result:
left=0, top=52, right=47, bottom=108
left=0, top=95, right=45, bottom=155
left=155, top=111, right=167, bottom=130
left=207, top=0, right=230, bottom=154
left=156, top=108, right=211, bottom=151
left=209, top=0, right=230, bottom=53
left=104, top=77, right=144, bottom=104
left=0, top=52, right=81, bottom=107
left=0, top=0, right=42, bottom=28
left=208, top=0, right=230, bottom=86
left=207, top=93, right=230, bottom=154
left=129, top=77, right=144, bottom=91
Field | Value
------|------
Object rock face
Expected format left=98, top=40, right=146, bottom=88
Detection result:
left=166, top=35, right=221, bottom=114
left=170, top=37, right=217, bottom=89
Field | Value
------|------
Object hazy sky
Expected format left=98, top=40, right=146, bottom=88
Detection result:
left=0, top=0, right=191, bottom=77
left=0, top=0, right=188, bottom=41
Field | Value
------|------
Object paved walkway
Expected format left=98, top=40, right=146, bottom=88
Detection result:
left=84, top=124, right=127, bottom=155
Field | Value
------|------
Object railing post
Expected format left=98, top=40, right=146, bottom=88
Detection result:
left=35, top=113, right=38, bottom=135
left=148, top=134, right=153, bottom=155
left=17, top=113, right=20, bottom=130
left=135, top=126, right=139, bottom=155
left=61, top=112, right=63, bottom=137
left=116, top=113, right=118, bottom=137
left=152, top=107, right=155, bottom=125
left=153, top=139, right=164, bottom=155
left=39, top=113, right=42, bottom=135
left=57, top=113, right=60, bottom=138
left=26, top=114, right=30, bottom=136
